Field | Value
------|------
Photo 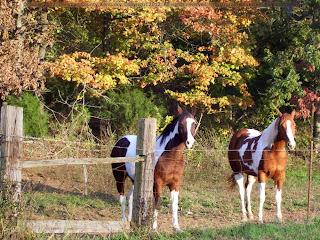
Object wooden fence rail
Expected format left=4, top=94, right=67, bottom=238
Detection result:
left=20, top=156, right=144, bottom=168
left=0, top=105, right=156, bottom=234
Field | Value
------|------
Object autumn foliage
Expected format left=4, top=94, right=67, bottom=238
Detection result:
left=0, top=0, right=48, bottom=99
left=45, top=2, right=261, bottom=113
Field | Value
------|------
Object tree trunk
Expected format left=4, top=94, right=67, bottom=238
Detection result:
left=313, top=103, right=320, bottom=152
left=38, top=8, right=49, bottom=62
left=16, top=0, right=26, bottom=74
left=102, top=12, right=112, bottom=53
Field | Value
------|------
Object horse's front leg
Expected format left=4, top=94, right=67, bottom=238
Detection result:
left=258, top=182, right=266, bottom=223
left=170, top=190, right=180, bottom=232
left=152, top=183, right=163, bottom=232
left=275, top=186, right=282, bottom=221
left=275, top=174, right=285, bottom=222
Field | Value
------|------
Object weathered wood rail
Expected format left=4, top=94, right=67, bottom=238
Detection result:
left=20, top=156, right=144, bottom=168
left=0, top=105, right=157, bottom=235
left=25, top=220, right=130, bottom=234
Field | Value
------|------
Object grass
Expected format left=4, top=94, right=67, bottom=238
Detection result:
left=2, top=130, right=320, bottom=238
left=29, top=219, right=320, bottom=239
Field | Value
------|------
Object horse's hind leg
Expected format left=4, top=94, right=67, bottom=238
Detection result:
left=127, top=184, right=134, bottom=221
left=234, top=173, right=247, bottom=221
left=246, top=175, right=256, bottom=220
left=112, top=163, right=128, bottom=221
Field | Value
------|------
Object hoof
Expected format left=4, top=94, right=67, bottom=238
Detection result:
left=248, top=213, right=254, bottom=220
left=242, top=215, right=248, bottom=222
left=173, top=226, right=181, bottom=233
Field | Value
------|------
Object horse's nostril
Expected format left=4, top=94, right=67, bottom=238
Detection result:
left=186, top=140, right=190, bottom=146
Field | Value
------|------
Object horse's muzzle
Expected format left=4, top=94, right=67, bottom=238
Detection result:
left=287, top=141, right=296, bottom=150
left=185, top=140, right=195, bottom=150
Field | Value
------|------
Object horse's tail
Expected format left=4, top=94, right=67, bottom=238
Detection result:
left=227, top=173, right=237, bottom=191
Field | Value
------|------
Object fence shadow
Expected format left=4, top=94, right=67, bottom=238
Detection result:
left=22, top=180, right=118, bottom=204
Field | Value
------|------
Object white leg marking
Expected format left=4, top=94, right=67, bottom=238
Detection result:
left=275, top=187, right=282, bottom=221
left=119, top=195, right=127, bottom=221
left=152, top=209, right=159, bottom=231
left=246, top=175, right=256, bottom=220
left=127, top=184, right=134, bottom=221
left=171, top=190, right=180, bottom=232
left=235, top=173, right=247, bottom=221
left=258, top=182, right=266, bottom=223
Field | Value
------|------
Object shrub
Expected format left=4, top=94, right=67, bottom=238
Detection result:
left=6, top=92, right=50, bottom=137
left=93, top=87, right=168, bottom=135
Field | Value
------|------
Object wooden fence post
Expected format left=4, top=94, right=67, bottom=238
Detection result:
left=0, top=105, right=23, bottom=202
left=132, top=118, right=157, bottom=229
left=307, top=140, right=313, bottom=220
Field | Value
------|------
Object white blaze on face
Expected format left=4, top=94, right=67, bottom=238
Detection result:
left=286, top=120, right=296, bottom=150
left=185, top=118, right=196, bottom=149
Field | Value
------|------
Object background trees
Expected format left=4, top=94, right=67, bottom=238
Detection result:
left=0, top=0, right=49, bottom=100
left=2, top=0, right=320, bottom=145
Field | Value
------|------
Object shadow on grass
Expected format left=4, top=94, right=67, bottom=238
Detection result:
left=21, top=180, right=118, bottom=204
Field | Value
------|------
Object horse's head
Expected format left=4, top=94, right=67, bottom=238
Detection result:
left=277, top=109, right=296, bottom=150
left=176, top=105, right=196, bottom=149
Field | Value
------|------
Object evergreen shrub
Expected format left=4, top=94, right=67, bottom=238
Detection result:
left=6, top=92, right=50, bottom=137
left=97, top=87, right=168, bottom=135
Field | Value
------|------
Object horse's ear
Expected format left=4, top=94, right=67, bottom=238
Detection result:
left=291, top=109, right=296, bottom=118
left=191, top=105, right=196, bottom=116
left=276, top=109, right=283, bottom=117
left=177, top=104, right=183, bottom=115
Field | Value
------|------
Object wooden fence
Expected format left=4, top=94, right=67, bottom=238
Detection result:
left=0, top=105, right=157, bottom=234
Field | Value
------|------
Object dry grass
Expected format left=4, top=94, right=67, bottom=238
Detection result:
left=19, top=130, right=320, bottom=234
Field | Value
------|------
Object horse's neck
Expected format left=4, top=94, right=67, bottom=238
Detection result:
left=259, top=118, right=279, bottom=148
left=271, top=140, right=286, bottom=150
left=156, top=123, right=179, bottom=149
left=155, top=123, right=181, bottom=164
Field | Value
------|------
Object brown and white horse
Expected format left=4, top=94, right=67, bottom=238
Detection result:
left=228, top=109, right=296, bottom=223
left=111, top=105, right=196, bottom=232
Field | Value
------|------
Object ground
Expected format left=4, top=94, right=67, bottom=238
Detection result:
left=21, top=154, right=319, bottom=234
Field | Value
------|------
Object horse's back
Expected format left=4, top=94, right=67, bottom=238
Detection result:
left=229, top=129, right=260, bottom=150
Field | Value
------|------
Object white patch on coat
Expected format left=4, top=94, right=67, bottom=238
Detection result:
left=239, top=142, right=248, bottom=160
left=238, top=119, right=280, bottom=174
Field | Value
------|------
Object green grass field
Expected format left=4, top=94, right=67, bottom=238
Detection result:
left=4, top=131, right=320, bottom=239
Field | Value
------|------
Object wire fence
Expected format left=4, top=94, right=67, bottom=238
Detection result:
left=2, top=131, right=319, bottom=225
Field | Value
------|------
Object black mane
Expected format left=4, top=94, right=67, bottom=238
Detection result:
left=157, top=110, right=193, bottom=145
left=157, top=116, right=179, bottom=145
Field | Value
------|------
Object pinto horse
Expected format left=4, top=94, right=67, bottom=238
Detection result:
left=111, top=105, right=196, bottom=232
left=228, top=109, right=296, bottom=223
